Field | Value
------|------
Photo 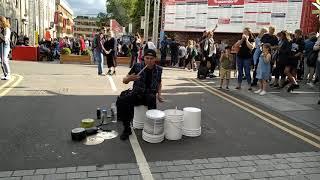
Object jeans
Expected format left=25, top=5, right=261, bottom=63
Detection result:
left=95, top=49, right=104, bottom=74
left=0, top=43, right=11, bottom=77
left=237, top=56, right=252, bottom=85
left=252, top=48, right=261, bottom=85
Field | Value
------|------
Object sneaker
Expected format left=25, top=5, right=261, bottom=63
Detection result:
left=120, top=128, right=132, bottom=141
left=226, top=87, right=229, bottom=90
left=235, top=86, right=241, bottom=90
left=318, top=100, right=320, bottom=105
left=99, top=73, right=106, bottom=76
left=1, top=76, right=6, bottom=80
left=4, top=76, right=10, bottom=80
left=259, top=90, right=267, bottom=96
left=218, top=86, right=222, bottom=90
left=248, top=87, right=252, bottom=91
left=254, top=89, right=262, bottom=94
left=107, top=70, right=112, bottom=75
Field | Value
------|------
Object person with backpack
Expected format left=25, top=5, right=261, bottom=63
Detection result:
left=0, top=16, right=11, bottom=80
left=304, top=32, right=318, bottom=85
left=313, top=36, right=320, bottom=105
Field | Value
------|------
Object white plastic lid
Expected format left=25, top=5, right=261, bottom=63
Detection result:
left=146, top=110, right=165, bottom=120
left=183, top=107, right=201, bottom=113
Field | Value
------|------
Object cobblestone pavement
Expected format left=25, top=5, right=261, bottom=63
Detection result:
left=0, top=151, right=319, bottom=180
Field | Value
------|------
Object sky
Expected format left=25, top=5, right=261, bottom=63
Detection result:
left=66, top=0, right=106, bottom=16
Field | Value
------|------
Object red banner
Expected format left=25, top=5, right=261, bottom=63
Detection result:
left=54, top=12, right=59, bottom=24
left=208, top=0, right=244, bottom=6
left=110, top=19, right=123, bottom=33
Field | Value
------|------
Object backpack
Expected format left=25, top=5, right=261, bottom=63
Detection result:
left=307, top=50, right=318, bottom=67
left=10, top=31, right=18, bottom=49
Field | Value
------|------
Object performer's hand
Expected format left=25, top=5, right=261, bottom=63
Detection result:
left=128, top=74, right=140, bottom=81
left=157, top=94, right=164, bottom=103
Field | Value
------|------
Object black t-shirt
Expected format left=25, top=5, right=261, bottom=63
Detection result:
left=237, top=37, right=255, bottom=59
left=291, top=37, right=305, bottom=61
left=261, top=34, right=278, bottom=46
left=144, top=68, right=152, bottom=89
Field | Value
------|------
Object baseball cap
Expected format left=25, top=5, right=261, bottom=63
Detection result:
left=144, top=49, right=157, bottom=57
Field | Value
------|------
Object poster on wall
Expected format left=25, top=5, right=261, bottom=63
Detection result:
left=163, top=0, right=303, bottom=33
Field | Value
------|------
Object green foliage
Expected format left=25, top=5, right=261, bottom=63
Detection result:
left=96, top=12, right=109, bottom=28
left=82, top=49, right=92, bottom=56
left=61, top=48, right=71, bottom=55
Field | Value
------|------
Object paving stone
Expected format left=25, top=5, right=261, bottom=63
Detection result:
left=77, top=166, right=97, bottom=172
left=203, top=163, right=224, bottom=169
left=220, top=168, right=239, bottom=174
left=194, top=176, right=214, bottom=180
left=223, top=162, right=240, bottom=168
left=119, top=175, right=142, bottom=180
left=250, top=171, right=269, bottom=179
left=150, top=166, right=168, bottom=173
left=274, top=154, right=290, bottom=159
left=152, top=173, right=162, bottom=180
left=201, top=169, right=221, bottom=175
left=97, top=177, right=119, bottom=180
left=288, top=175, right=309, bottom=180
left=306, top=173, right=320, bottom=180
left=74, top=178, right=97, bottom=180
left=22, top=175, right=44, bottom=180
left=289, top=162, right=309, bottom=169
left=66, top=172, right=87, bottom=179
left=274, top=164, right=291, bottom=170
left=302, top=167, right=320, bottom=174
left=268, top=177, right=289, bottom=180
left=116, top=163, right=138, bottom=169
left=167, top=165, right=187, bottom=172
left=286, top=158, right=304, bottom=163
left=0, top=171, right=13, bottom=177
left=302, top=156, right=319, bottom=162
left=0, top=177, right=21, bottom=180
left=174, top=178, right=193, bottom=180
left=44, top=173, right=67, bottom=180
left=155, top=161, right=174, bottom=166
left=96, top=164, right=116, bottom=171
left=56, top=167, right=76, bottom=173
left=302, top=152, right=319, bottom=156
left=240, top=156, right=259, bottom=161
left=212, top=174, right=235, bottom=180
left=231, top=173, right=252, bottom=179
left=88, top=171, right=108, bottom=177
left=185, top=164, right=205, bottom=170
left=287, top=152, right=306, bottom=157
left=226, top=157, right=242, bottom=162
left=271, top=159, right=289, bottom=164
left=35, top=169, right=56, bottom=175
left=181, top=170, right=202, bottom=177
left=267, top=170, right=288, bottom=177
left=285, top=169, right=305, bottom=176
left=13, top=170, right=34, bottom=176
left=128, top=169, right=140, bottom=175
left=238, top=161, right=255, bottom=167
left=161, top=171, right=184, bottom=178
left=254, top=160, right=273, bottom=165
left=109, top=170, right=129, bottom=176
left=173, top=160, right=192, bottom=165
left=191, top=159, right=209, bottom=164
left=256, top=165, right=275, bottom=171
left=237, top=166, right=257, bottom=173
left=208, top=157, right=227, bottom=163
left=257, top=155, right=275, bottom=159
left=305, top=161, right=320, bottom=167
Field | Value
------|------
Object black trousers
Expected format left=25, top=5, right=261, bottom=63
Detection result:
left=116, top=90, right=157, bottom=129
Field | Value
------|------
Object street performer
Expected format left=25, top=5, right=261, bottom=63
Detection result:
left=116, top=49, right=164, bottom=140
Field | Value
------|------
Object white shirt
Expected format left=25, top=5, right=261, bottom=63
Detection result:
left=178, top=46, right=187, bottom=58
left=2, top=27, right=11, bottom=45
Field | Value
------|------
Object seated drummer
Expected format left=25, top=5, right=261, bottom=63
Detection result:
left=116, top=49, right=164, bottom=140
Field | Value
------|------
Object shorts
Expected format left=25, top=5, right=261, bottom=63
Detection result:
left=220, top=67, right=231, bottom=80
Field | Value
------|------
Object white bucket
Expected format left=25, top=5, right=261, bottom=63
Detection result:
left=144, top=110, right=165, bottom=135
left=183, top=107, right=201, bottom=137
left=133, top=105, right=148, bottom=129
left=142, top=130, right=164, bottom=143
left=164, top=109, right=184, bottom=140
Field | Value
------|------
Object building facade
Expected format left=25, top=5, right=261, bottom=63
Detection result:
left=55, top=0, right=74, bottom=38
left=74, top=16, right=99, bottom=39
left=0, top=0, right=56, bottom=45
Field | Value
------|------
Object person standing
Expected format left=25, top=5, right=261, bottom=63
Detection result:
left=116, top=49, right=164, bottom=140
left=304, top=32, right=317, bottom=85
left=0, top=16, right=11, bottom=80
left=104, top=33, right=117, bottom=75
left=252, top=28, right=268, bottom=86
left=219, top=46, right=233, bottom=89
left=313, top=36, right=320, bottom=105
left=254, top=43, right=272, bottom=95
left=170, top=38, right=179, bottom=67
left=96, top=33, right=108, bottom=76
left=79, top=35, right=85, bottom=54
left=178, top=43, right=187, bottom=67
left=160, top=36, right=168, bottom=66
left=130, top=36, right=139, bottom=68
left=234, top=27, right=255, bottom=90
left=204, top=31, right=217, bottom=77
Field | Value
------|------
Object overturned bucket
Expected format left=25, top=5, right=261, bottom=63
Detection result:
left=183, top=107, right=202, bottom=137
left=133, top=105, right=148, bottom=129
left=164, top=109, right=184, bottom=140
left=143, top=109, right=165, bottom=143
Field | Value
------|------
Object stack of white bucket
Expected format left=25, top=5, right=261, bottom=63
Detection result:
left=142, top=110, right=165, bottom=143
left=182, top=107, right=202, bottom=137
left=133, top=105, right=148, bottom=129
left=164, top=109, right=184, bottom=140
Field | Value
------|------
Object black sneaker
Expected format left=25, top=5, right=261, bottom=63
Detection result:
left=226, top=87, right=230, bottom=90
left=248, top=87, right=252, bottom=91
left=273, top=84, right=279, bottom=88
left=318, top=100, right=320, bottom=105
left=287, top=84, right=294, bottom=92
left=107, top=70, right=112, bottom=75
left=120, top=128, right=132, bottom=141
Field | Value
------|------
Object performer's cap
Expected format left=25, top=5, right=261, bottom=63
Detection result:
left=144, top=49, right=157, bottom=58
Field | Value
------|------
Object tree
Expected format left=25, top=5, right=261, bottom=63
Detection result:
left=96, top=12, right=109, bottom=28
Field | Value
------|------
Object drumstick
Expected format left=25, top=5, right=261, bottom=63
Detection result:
left=137, top=65, right=148, bottom=75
